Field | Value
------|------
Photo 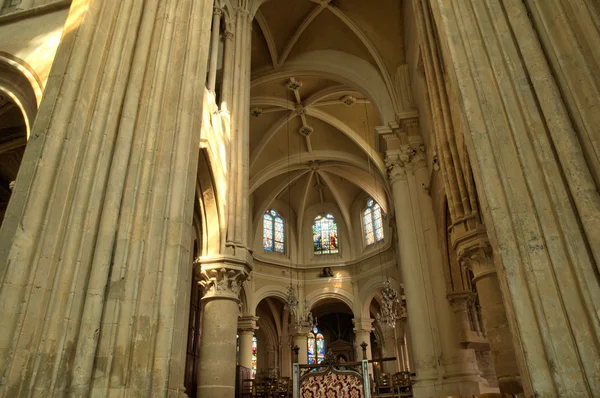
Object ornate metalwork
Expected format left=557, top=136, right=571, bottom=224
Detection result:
left=376, top=280, right=404, bottom=328
left=297, top=299, right=317, bottom=331
left=284, top=285, right=299, bottom=313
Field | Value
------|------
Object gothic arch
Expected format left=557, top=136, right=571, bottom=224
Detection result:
left=360, top=276, right=402, bottom=320
left=306, top=287, right=355, bottom=314
left=0, top=54, right=40, bottom=137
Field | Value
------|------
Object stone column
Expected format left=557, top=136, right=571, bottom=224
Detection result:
left=207, top=7, right=222, bottom=93
left=385, top=135, right=440, bottom=397
left=292, top=332, right=308, bottom=364
left=385, top=128, right=486, bottom=396
left=238, top=316, right=259, bottom=371
left=353, top=318, right=374, bottom=362
left=428, top=0, right=600, bottom=395
left=458, top=235, right=522, bottom=394
left=220, top=30, right=235, bottom=112
left=0, top=0, right=213, bottom=396
left=197, top=261, right=251, bottom=397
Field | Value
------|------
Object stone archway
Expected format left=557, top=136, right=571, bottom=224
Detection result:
left=0, top=58, right=39, bottom=227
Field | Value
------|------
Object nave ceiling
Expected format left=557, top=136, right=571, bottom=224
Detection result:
left=249, top=0, right=412, bottom=256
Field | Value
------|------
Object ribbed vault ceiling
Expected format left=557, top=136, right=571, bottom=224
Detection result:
left=250, top=0, right=405, bottom=244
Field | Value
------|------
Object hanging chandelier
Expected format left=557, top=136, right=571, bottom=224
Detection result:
left=376, top=280, right=403, bottom=328
left=284, top=285, right=299, bottom=313
left=297, top=298, right=317, bottom=331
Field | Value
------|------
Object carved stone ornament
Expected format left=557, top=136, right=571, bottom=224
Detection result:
left=340, top=95, right=356, bottom=106
left=251, top=107, right=263, bottom=117
left=199, top=267, right=247, bottom=301
left=447, top=291, right=477, bottom=312
left=385, top=142, right=427, bottom=184
left=286, top=77, right=303, bottom=91
left=299, top=125, right=314, bottom=136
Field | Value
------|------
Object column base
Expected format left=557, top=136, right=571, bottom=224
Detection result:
left=439, top=379, right=498, bottom=397
left=197, top=385, right=236, bottom=398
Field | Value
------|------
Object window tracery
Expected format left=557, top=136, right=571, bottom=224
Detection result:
left=312, top=214, right=339, bottom=255
left=263, top=209, right=284, bottom=253
left=363, top=199, right=384, bottom=245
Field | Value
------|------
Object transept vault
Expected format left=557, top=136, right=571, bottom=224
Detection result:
left=0, top=0, right=598, bottom=397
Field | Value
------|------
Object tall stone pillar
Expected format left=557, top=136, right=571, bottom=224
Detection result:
left=0, top=0, right=213, bottom=395
left=457, top=234, right=522, bottom=394
left=385, top=134, right=440, bottom=397
left=238, top=316, right=259, bottom=371
left=292, top=331, right=308, bottom=364
left=385, top=128, right=486, bottom=396
left=353, top=318, right=374, bottom=362
left=427, top=0, right=600, bottom=395
left=197, top=262, right=251, bottom=397
left=196, top=3, right=254, bottom=396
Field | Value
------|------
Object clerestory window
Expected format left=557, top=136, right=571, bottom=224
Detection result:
left=363, top=199, right=384, bottom=245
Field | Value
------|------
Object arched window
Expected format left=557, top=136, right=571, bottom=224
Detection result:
left=313, top=214, right=339, bottom=255
left=307, top=328, right=325, bottom=364
left=263, top=209, right=284, bottom=253
left=251, top=335, right=258, bottom=378
left=363, top=199, right=384, bottom=245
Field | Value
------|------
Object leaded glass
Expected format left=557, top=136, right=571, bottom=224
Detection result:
left=264, top=210, right=285, bottom=253
left=307, top=332, right=316, bottom=364
left=308, top=330, right=325, bottom=364
left=313, top=214, right=338, bottom=255
left=316, top=333, right=325, bottom=363
left=364, top=200, right=384, bottom=245
left=252, top=336, right=257, bottom=378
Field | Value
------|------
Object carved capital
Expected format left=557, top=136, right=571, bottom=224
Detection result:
left=195, top=257, right=251, bottom=301
left=213, top=7, right=224, bottom=17
left=238, top=316, right=259, bottom=333
left=447, top=291, right=477, bottom=312
left=454, top=228, right=496, bottom=281
left=352, top=318, right=374, bottom=335
left=223, top=30, right=235, bottom=41
left=385, top=142, right=427, bottom=184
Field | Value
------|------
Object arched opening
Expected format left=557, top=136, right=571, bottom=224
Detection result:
left=0, top=59, right=38, bottom=227
left=311, top=297, right=355, bottom=362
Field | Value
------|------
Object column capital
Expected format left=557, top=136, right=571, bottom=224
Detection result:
left=213, top=7, right=224, bottom=17
left=447, top=290, right=477, bottom=312
left=454, top=227, right=496, bottom=281
left=195, top=256, right=252, bottom=302
left=238, top=316, right=259, bottom=333
left=385, top=141, right=427, bottom=184
left=223, top=30, right=235, bottom=40
left=352, top=317, right=374, bottom=334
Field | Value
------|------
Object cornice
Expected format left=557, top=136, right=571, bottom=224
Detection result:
left=252, top=239, right=394, bottom=269
left=250, top=259, right=397, bottom=285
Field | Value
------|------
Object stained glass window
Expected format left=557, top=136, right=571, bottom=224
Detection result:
left=252, top=335, right=258, bottom=378
left=263, top=210, right=284, bottom=253
left=313, top=214, right=339, bottom=255
left=364, top=199, right=384, bottom=245
left=307, top=329, right=325, bottom=364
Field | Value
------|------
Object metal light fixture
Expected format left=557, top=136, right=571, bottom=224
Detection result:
left=297, top=298, right=317, bottom=331
left=284, top=285, right=299, bottom=313
left=376, top=280, right=403, bottom=328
